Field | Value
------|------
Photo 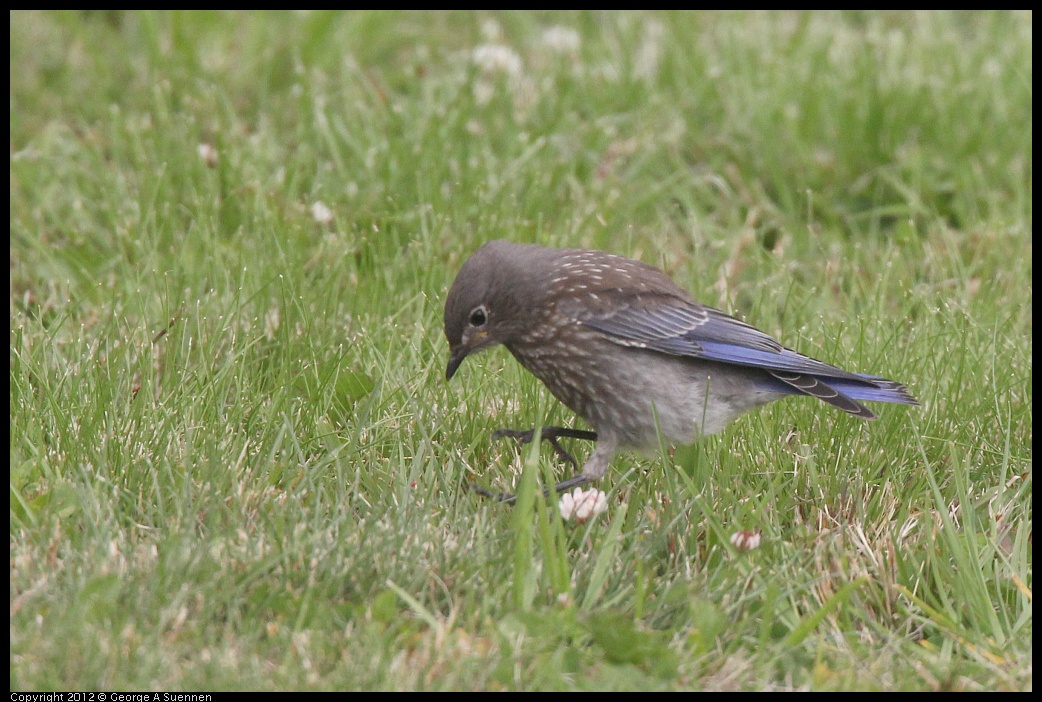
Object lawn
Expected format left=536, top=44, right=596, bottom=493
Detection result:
left=10, top=10, right=1032, bottom=690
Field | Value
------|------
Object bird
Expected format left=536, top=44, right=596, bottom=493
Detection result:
left=444, top=240, right=918, bottom=501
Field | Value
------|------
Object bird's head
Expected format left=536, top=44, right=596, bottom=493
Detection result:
left=444, top=240, right=537, bottom=380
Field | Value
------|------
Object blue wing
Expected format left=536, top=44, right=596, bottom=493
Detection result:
left=575, top=293, right=918, bottom=415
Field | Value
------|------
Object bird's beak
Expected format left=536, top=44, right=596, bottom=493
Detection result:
left=446, top=330, right=491, bottom=380
left=446, top=345, right=468, bottom=381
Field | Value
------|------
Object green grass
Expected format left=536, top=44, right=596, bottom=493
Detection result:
left=10, top=10, right=1031, bottom=691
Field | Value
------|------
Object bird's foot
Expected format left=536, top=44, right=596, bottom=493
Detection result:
left=467, top=483, right=520, bottom=504
left=467, top=472, right=595, bottom=505
left=469, top=426, right=598, bottom=503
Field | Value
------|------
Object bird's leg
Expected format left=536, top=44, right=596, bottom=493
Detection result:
left=491, top=426, right=598, bottom=468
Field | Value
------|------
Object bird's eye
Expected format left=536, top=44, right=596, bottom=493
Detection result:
left=469, top=306, right=488, bottom=327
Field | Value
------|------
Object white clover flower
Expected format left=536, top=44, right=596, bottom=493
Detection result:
left=558, top=487, right=608, bottom=523
left=480, top=18, right=503, bottom=42
left=541, top=26, right=580, bottom=54
left=730, top=530, right=761, bottom=552
left=634, top=19, right=664, bottom=79
left=310, top=201, right=334, bottom=225
left=197, top=143, right=218, bottom=168
left=472, top=44, right=523, bottom=77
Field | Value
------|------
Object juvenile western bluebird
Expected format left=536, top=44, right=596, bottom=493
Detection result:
left=444, top=240, right=918, bottom=500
